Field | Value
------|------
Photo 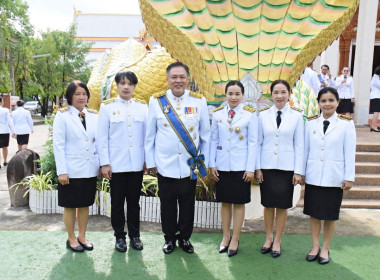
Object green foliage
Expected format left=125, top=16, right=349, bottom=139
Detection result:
left=0, top=62, right=11, bottom=92
left=195, top=170, right=216, bottom=202
left=9, top=171, right=57, bottom=197
left=141, top=175, right=159, bottom=197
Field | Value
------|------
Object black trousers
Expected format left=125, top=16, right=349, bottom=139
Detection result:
left=158, top=174, right=197, bottom=242
left=110, top=171, right=143, bottom=239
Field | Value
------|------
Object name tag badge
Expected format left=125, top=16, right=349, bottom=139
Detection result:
left=185, top=107, right=198, bottom=119
left=217, top=146, right=222, bottom=150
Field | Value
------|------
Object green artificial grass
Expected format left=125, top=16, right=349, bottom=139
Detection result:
left=0, top=231, right=379, bottom=280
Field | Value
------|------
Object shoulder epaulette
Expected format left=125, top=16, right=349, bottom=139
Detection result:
left=243, top=106, right=255, bottom=113
left=213, top=105, right=224, bottom=112
left=189, top=91, right=203, bottom=99
left=338, top=114, right=352, bottom=121
left=307, top=115, right=319, bottom=121
left=133, top=98, right=146, bottom=104
left=258, top=106, right=270, bottom=112
left=87, top=108, right=98, bottom=114
left=153, top=91, right=166, bottom=98
left=103, top=97, right=116, bottom=104
left=290, top=106, right=303, bottom=113
left=59, top=107, right=69, bottom=113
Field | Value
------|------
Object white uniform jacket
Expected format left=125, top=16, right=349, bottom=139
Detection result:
left=301, top=67, right=320, bottom=95
left=370, top=74, right=380, bottom=100
left=53, top=106, right=99, bottom=178
left=209, top=104, right=258, bottom=172
left=304, top=113, right=356, bottom=187
left=335, top=75, right=354, bottom=99
left=0, top=106, right=14, bottom=134
left=256, top=104, right=304, bottom=175
left=145, top=89, right=210, bottom=179
left=317, top=73, right=336, bottom=91
left=97, top=96, right=148, bottom=172
left=12, top=107, right=33, bottom=134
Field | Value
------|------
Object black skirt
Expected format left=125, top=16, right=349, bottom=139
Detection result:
left=16, top=134, right=29, bottom=145
left=58, top=177, right=97, bottom=208
left=0, top=133, right=10, bottom=148
left=369, top=98, right=380, bottom=113
left=303, top=184, right=343, bottom=220
left=336, top=99, right=354, bottom=113
left=216, top=171, right=251, bottom=204
left=260, top=169, right=294, bottom=209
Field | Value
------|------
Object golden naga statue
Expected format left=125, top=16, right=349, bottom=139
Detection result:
left=87, top=38, right=175, bottom=109
left=138, top=0, right=359, bottom=101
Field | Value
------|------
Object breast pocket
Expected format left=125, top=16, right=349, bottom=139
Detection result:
left=110, top=115, right=124, bottom=124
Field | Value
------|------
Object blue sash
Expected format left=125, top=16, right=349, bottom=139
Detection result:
left=317, top=74, right=324, bottom=84
left=157, top=95, right=206, bottom=179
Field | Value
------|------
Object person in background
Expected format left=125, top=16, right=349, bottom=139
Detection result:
left=0, top=97, right=15, bottom=167
left=145, top=62, right=210, bottom=254
left=97, top=71, right=148, bottom=253
left=209, top=80, right=258, bottom=257
left=12, top=100, right=33, bottom=150
left=335, top=66, right=354, bottom=116
left=369, top=66, right=380, bottom=132
left=300, top=62, right=320, bottom=95
left=317, top=64, right=336, bottom=91
left=303, top=87, right=356, bottom=265
left=53, top=81, right=99, bottom=253
left=255, top=80, right=304, bottom=258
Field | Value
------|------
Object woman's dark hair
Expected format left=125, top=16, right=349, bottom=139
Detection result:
left=166, top=62, right=190, bottom=76
left=374, top=66, right=380, bottom=76
left=270, top=79, right=291, bottom=93
left=115, top=71, right=138, bottom=85
left=65, top=81, right=90, bottom=105
left=317, top=87, right=339, bottom=102
left=225, top=80, right=244, bottom=95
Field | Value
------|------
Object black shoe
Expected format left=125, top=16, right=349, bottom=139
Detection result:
left=66, top=240, right=84, bottom=253
left=219, top=237, right=231, bottom=253
left=162, top=241, right=176, bottom=254
left=77, top=238, right=93, bottom=251
left=178, top=239, right=194, bottom=254
left=318, top=251, right=330, bottom=265
left=271, top=246, right=281, bottom=258
left=227, top=241, right=239, bottom=257
left=260, top=242, right=273, bottom=254
left=3, top=162, right=7, bottom=166
left=130, top=237, right=143, bottom=250
left=370, top=127, right=380, bottom=132
left=306, top=248, right=320, bottom=262
left=115, top=238, right=127, bottom=252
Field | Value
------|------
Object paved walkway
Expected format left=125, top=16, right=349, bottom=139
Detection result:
left=1, top=124, right=379, bottom=236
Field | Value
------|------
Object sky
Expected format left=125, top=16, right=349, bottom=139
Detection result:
left=24, top=0, right=141, bottom=33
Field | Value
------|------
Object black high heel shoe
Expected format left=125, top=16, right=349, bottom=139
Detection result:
left=370, top=127, right=380, bottom=132
left=227, top=241, right=239, bottom=257
left=306, top=247, right=320, bottom=262
left=219, top=237, right=231, bottom=253
left=260, top=242, right=273, bottom=254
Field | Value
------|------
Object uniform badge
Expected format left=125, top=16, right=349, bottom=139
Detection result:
left=113, top=111, right=116, bottom=115
left=163, top=106, right=169, bottom=114
left=117, top=110, right=120, bottom=114
left=163, top=122, right=168, bottom=127
left=193, top=133, right=197, bottom=139
left=185, top=107, right=198, bottom=119
left=227, top=117, right=232, bottom=124
left=235, top=127, right=241, bottom=133
left=239, top=135, right=244, bottom=140
left=92, top=137, right=96, bottom=143
left=189, top=124, right=194, bottom=132
left=313, top=130, right=316, bottom=134
left=229, top=126, right=233, bottom=131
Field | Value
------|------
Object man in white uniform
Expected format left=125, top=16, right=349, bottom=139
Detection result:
left=317, top=64, right=336, bottom=92
left=145, top=62, right=210, bottom=254
left=97, top=71, right=148, bottom=252
left=300, top=63, right=320, bottom=95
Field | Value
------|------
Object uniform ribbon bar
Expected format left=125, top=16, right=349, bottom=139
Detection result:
left=157, top=95, right=205, bottom=179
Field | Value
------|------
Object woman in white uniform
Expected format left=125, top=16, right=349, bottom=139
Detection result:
left=255, top=80, right=304, bottom=258
left=335, top=66, right=354, bottom=116
left=210, top=81, right=258, bottom=257
left=303, top=87, right=356, bottom=265
left=53, top=81, right=99, bottom=252
left=369, top=66, right=380, bottom=132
